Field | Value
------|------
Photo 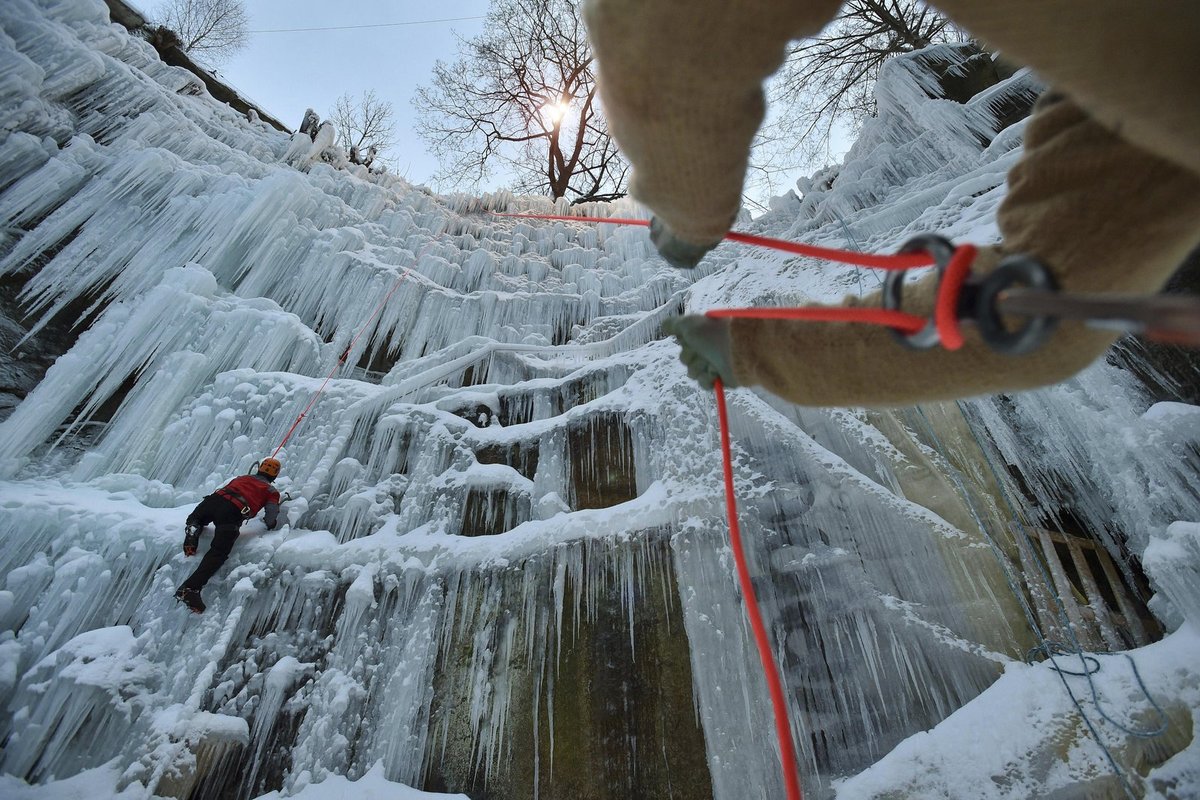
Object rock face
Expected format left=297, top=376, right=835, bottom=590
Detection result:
left=2, top=3, right=1197, bottom=800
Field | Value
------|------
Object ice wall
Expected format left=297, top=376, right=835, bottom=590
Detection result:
left=1, top=3, right=1197, bottom=800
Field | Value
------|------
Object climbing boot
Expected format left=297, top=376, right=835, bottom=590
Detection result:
left=183, top=523, right=201, bottom=556
left=175, top=587, right=206, bottom=614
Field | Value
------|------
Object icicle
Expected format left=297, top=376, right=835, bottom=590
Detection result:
left=1, top=626, right=159, bottom=782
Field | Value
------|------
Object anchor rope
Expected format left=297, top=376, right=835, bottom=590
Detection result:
left=271, top=267, right=412, bottom=457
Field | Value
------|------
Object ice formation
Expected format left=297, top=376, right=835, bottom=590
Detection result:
left=1, top=3, right=1198, bottom=800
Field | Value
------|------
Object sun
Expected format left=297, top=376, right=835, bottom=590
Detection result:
left=542, top=100, right=571, bottom=126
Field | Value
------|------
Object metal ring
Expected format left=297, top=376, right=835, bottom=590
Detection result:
left=883, top=234, right=955, bottom=350
left=974, top=254, right=1059, bottom=355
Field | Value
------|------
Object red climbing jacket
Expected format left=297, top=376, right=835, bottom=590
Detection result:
left=215, top=474, right=280, bottom=521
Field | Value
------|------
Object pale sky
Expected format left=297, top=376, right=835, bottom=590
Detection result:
left=151, top=0, right=841, bottom=207
left=200, top=1, right=493, bottom=188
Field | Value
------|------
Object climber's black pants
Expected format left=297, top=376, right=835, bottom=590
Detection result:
left=179, top=495, right=243, bottom=591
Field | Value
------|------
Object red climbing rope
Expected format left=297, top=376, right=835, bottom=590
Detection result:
left=493, top=213, right=937, bottom=270
left=935, top=243, right=975, bottom=350
left=703, top=248, right=976, bottom=800
left=496, top=213, right=651, bottom=228
left=272, top=268, right=411, bottom=457
left=723, top=230, right=932, bottom=270
left=714, top=378, right=803, bottom=800
left=704, top=243, right=977, bottom=341
left=708, top=306, right=927, bottom=333
left=496, top=213, right=991, bottom=349
left=705, top=305, right=934, bottom=800
left=498, top=211, right=990, bottom=800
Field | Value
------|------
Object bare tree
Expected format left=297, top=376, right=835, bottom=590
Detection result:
left=750, top=0, right=964, bottom=197
left=414, top=0, right=627, bottom=203
left=157, top=0, right=249, bottom=65
left=329, top=91, right=396, bottom=166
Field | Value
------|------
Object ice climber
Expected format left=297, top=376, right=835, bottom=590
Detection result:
left=583, top=1, right=1200, bottom=407
left=174, top=458, right=283, bottom=614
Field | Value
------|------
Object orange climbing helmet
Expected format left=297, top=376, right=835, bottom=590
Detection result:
left=258, top=457, right=282, bottom=479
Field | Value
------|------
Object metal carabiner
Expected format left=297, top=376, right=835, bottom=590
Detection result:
left=882, top=234, right=955, bottom=350
left=974, top=254, right=1059, bottom=355
left=886, top=236, right=1060, bottom=355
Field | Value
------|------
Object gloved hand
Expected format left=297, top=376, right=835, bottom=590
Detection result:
left=183, top=523, right=200, bottom=556
left=266, top=520, right=278, bottom=531
left=650, top=217, right=720, bottom=269
left=662, top=315, right=738, bottom=390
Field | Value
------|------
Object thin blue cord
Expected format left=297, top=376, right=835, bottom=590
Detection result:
left=913, top=403, right=1169, bottom=799
left=951, top=404, right=1169, bottom=739
left=913, top=405, right=1133, bottom=797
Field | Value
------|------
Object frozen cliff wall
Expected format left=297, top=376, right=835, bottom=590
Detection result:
left=1, top=3, right=1198, bottom=800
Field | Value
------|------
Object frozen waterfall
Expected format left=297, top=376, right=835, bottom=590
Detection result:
left=1, top=3, right=1198, bottom=800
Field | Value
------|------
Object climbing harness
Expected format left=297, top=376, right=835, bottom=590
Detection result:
left=215, top=486, right=254, bottom=518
